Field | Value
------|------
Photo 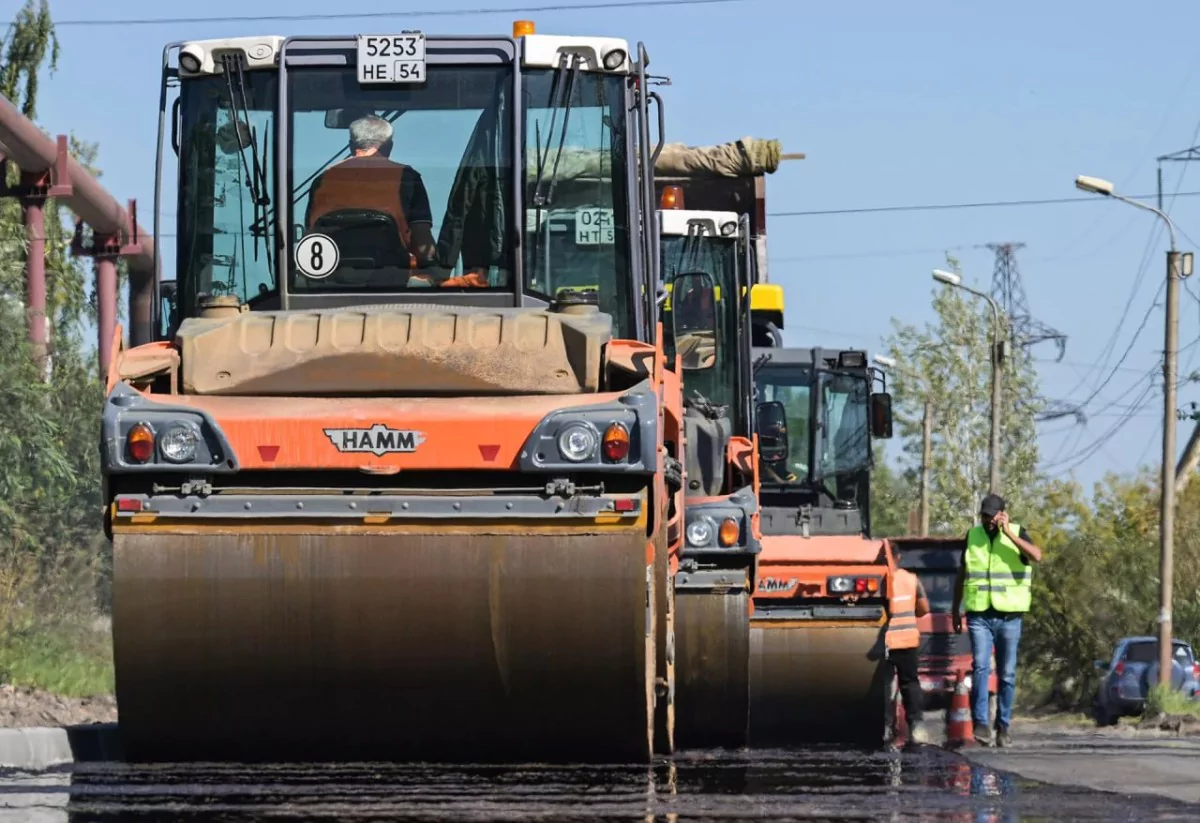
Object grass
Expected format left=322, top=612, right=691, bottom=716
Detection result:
left=1145, top=684, right=1200, bottom=720
left=0, top=625, right=114, bottom=698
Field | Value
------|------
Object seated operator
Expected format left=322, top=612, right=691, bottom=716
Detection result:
left=672, top=279, right=717, bottom=369
left=305, top=114, right=438, bottom=278
left=759, top=413, right=798, bottom=483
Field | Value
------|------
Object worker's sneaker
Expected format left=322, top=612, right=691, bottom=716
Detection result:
left=973, top=722, right=993, bottom=747
left=908, top=720, right=930, bottom=745
left=994, top=726, right=1012, bottom=748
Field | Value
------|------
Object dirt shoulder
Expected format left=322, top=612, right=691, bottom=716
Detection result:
left=962, top=715, right=1200, bottom=805
left=0, top=685, right=115, bottom=728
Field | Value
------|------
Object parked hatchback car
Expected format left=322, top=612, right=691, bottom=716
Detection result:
left=1092, top=636, right=1200, bottom=726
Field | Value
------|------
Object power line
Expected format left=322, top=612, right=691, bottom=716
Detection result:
left=53, top=0, right=756, bottom=27
left=768, top=190, right=1200, bottom=218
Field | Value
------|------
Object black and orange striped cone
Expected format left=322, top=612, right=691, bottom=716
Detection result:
left=944, top=670, right=974, bottom=749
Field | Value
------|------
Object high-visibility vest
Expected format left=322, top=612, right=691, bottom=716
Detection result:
left=307, top=156, right=415, bottom=250
left=886, top=568, right=921, bottom=650
left=962, top=522, right=1032, bottom=613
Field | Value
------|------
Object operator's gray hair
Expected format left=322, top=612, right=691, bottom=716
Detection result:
left=348, top=114, right=393, bottom=151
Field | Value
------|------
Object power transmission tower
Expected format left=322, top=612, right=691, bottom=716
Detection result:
left=984, top=242, right=1075, bottom=422
left=988, top=242, right=1067, bottom=357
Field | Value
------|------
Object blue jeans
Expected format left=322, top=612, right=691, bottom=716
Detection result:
left=967, top=610, right=1023, bottom=730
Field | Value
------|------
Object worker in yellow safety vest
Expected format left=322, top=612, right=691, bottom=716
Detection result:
left=952, top=493, right=1043, bottom=748
left=886, top=565, right=931, bottom=745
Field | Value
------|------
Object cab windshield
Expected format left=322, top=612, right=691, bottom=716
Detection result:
left=525, top=69, right=634, bottom=337
left=816, top=370, right=871, bottom=480
left=288, top=65, right=514, bottom=293
left=176, top=70, right=278, bottom=316
left=755, top=365, right=812, bottom=483
left=662, top=234, right=739, bottom=428
left=175, top=62, right=634, bottom=338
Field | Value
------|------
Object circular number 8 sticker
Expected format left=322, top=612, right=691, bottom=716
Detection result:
left=295, top=233, right=340, bottom=279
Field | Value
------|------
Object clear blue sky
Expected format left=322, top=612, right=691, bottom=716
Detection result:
left=30, top=0, right=1200, bottom=490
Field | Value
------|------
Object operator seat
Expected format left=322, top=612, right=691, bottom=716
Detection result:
left=303, top=208, right=416, bottom=287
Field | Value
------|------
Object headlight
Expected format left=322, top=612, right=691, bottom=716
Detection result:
left=829, top=576, right=853, bottom=594
left=159, top=424, right=199, bottom=463
left=557, top=422, right=598, bottom=462
left=686, top=518, right=714, bottom=547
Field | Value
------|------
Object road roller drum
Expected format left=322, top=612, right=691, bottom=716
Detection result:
left=113, top=527, right=657, bottom=762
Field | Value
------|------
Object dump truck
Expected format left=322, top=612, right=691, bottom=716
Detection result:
left=749, top=346, right=896, bottom=745
left=102, top=22, right=689, bottom=763
left=891, top=536, right=999, bottom=710
left=655, top=183, right=760, bottom=749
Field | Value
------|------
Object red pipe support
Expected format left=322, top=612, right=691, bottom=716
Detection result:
left=0, top=95, right=156, bottom=347
left=21, top=179, right=47, bottom=379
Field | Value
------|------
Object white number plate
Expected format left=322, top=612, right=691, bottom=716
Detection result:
left=575, top=208, right=615, bottom=245
left=357, top=34, right=426, bottom=84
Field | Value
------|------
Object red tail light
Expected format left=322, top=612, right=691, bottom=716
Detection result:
left=1192, top=662, right=1199, bottom=680
left=1114, top=661, right=1125, bottom=676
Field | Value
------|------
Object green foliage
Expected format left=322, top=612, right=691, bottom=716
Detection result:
left=1145, top=684, right=1200, bottom=719
left=882, top=254, right=1044, bottom=532
left=0, top=0, right=57, bottom=119
left=0, top=1, right=112, bottom=695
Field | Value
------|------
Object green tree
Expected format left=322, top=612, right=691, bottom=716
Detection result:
left=881, top=254, right=1045, bottom=534
left=0, top=1, right=111, bottom=695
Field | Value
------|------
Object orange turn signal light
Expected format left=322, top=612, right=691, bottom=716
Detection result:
left=660, top=185, right=684, bottom=210
left=602, top=422, right=630, bottom=461
left=127, top=422, right=155, bottom=463
left=718, top=517, right=739, bottom=547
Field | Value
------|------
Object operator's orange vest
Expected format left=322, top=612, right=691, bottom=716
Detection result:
left=306, top=156, right=414, bottom=250
left=886, top=568, right=921, bottom=650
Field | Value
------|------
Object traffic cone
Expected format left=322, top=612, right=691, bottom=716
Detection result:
left=944, top=670, right=974, bottom=749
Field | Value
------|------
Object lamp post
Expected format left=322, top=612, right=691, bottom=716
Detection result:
left=932, top=269, right=1004, bottom=495
left=1075, top=174, right=1195, bottom=689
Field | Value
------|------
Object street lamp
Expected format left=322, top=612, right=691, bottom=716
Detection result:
left=931, top=269, right=1004, bottom=496
left=1076, top=173, right=1195, bottom=690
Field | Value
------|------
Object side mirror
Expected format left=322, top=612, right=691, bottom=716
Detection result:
left=1093, top=660, right=1110, bottom=672
left=756, top=400, right=789, bottom=463
left=671, top=271, right=718, bottom=371
left=158, top=279, right=178, bottom=340
left=870, top=392, right=893, bottom=438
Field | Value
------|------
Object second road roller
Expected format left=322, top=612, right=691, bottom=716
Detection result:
left=101, top=22, right=691, bottom=762
left=750, top=346, right=897, bottom=745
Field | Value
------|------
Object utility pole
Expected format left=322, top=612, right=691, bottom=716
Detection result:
left=919, top=400, right=932, bottom=536
left=1075, top=174, right=1197, bottom=687
left=1162, top=248, right=1182, bottom=688
left=990, top=330, right=1004, bottom=496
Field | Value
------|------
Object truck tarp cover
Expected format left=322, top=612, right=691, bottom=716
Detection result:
left=531, top=138, right=783, bottom=181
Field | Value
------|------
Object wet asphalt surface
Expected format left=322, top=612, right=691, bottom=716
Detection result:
left=2, top=745, right=1198, bottom=822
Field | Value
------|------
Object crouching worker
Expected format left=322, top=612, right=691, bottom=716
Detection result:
left=887, top=564, right=931, bottom=745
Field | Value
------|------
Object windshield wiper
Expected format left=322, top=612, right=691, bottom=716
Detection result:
left=221, top=54, right=272, bottom=277
left=529, top=53, right=581, bottom=280
left=531, top=53, right=581, bottom=211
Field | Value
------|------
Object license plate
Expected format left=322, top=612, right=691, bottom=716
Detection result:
left=575, top=208, right=615, bottom=245
left=357, top=35, right=426, bottom=84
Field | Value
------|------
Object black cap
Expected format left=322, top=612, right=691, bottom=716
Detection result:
left=980, top=494, right=1006, bottom=516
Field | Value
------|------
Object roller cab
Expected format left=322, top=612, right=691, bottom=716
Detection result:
left=104, top=24, right=679, bottom=763
left=748, top=346, right=896, bottom=744
left=657, top=196, right=759, bottom=749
